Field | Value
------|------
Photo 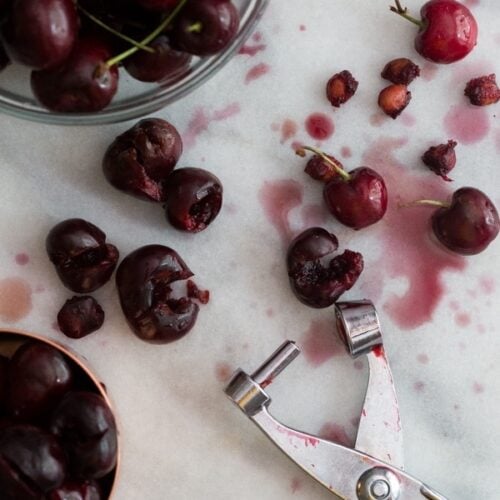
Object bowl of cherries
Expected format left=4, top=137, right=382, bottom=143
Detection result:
left=0, top=0, right=268, bottom=125
left=0, top=331, right=119, bottom=499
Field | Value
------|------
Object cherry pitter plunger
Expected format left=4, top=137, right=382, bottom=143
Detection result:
left=224, top=299, right=448, bottom=500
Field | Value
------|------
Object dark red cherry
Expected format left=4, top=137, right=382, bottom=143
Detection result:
left=391, top=0, right=477, bottom=64
left=7, top=341, right=72, bottom=422
left=431, top=187, right=499, bottom=255
left=133, top=0, right=180, bottom=11
left=124, top=35, right=192, bottom=83
left=48, top=479, right=102, bottom=500
left=50, top=392, right=117, bottom=480
left=103, top=118, right=183, bottom=202
left=2, top=0, right=78, bottom=69
left=287, top=227, right=364, bottom=308
left=170, top=0, right=240, bottom=56
left=324, top=167, right=388, bottom=229
left=0, top=425, right=66, bottom=495
left=31, top=38, right=119, bottom=113
left=164, top=167, right=223, bottom=232
left=116, top=245, right=199, bottom=343
left=46, top=218, right=119, bottom=293
left=0, top=355, right=8, bottom=410
left=57, top=296, right=105, bottom=339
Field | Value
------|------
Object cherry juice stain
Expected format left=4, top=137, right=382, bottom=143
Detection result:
left=300, top=203, right=328, bottom=228
left=401, top=112, right=416, bottom=127
left=300, top=319, right=342, bottom=367
left=455, top=312, right=471, bottom=327
left=245, top=62, right=270, bottom=84
left=341, top=146, right=352, bottom=158
left=280, top=119, right=298, bottom=144
left=259, top=179, right=303, bottom=245
left=238, top=39, right=266, bottom=56
left=15, top=253, right=29, bottom=265
left=361, top=137, right=466, bottom=330
left=0, top=277, right=32, bottom=323
left=443, top=104, right=490, bottom=145
left=420, top=62, right=438, bottom=81
left=215, top=362, right=233, bottom=383
left=290, top=477, right=302, bottom=494
left=183, top=103, right=241, bottom=149
left=417, top=353, right=429, bottom=364
left=319, top=422, right=354, bottom=447
left=305, top=113, right=334, bottom=141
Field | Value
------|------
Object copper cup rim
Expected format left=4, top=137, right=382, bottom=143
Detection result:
left=0, top=328, right=121, bottom=498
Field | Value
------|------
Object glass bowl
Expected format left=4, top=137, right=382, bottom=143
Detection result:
left=0, top=0, right=268, bottom=126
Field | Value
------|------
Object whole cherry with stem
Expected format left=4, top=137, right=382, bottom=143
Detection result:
left=298, top=146, right=388, bottom=230
left=390, top=0, right=478, bottom=64
left=401, top=187, right=499, bottom=255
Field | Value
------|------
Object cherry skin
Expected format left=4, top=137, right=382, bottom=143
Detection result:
left=2, top=0, right=78, bottom=69
left=133, top=0, right=180, bottom=11
left=431, top=187, right=499, bottom=255
left=103, top=118, right=183, bottom=203
left=0, top=355, right=8, bottom=411
left=6, top=341, right=73, bottom=422
left=164, top=167, right=223, bottom=232
left=391, top=0, right=478, bottom=64
left=170, top=0, right=240, bottom=56
left=57, top=296, right=105, bottom=339
left=124, top=35, right=192, bottom=83
left=48, top=479, right=102, bottom=500
left=31, top=38, right=119, bottom=113
left=116, top=245, right=199, bottom=343
left=46, top=218, right=119, bottom=293
left=287, top=227, right=364, bottom=308
left=50, top=392, right=117, bottom=480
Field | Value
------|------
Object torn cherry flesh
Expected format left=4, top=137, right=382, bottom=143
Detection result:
left=46, top=218, right=119, bottom=293
left=464, top=74, right=500, bottom=106
left=103, top=118, right=183, bottom=202
left=287, top=227, right=364, bottom=308
left=381, top=57, right=420, bottom=85
left=378, top=84, right=411, bottom=118
left=57, top=296, right=105, bottom=339
left=431, top=187, right=500, bottom=255
left=6, top=341, right=73, bottom=422
left=326, top=70, right=358, bottom=107
left=116, top=245, right=199, bottom=343
left=164, top=167, right=223, bottom=232
left=48, top=479, right=102, bottom=500
left=422, top=140, right=457, bottom=181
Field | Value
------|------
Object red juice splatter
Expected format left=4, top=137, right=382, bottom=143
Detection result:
left=238, top=43, right=266, bottom=56
left=361, top=137, right=466, bottom=330
left=299, top=24, right=306, bottom=31
left=252, top=32, right=262, bottom=42
left=291, top=140, right=303, bottom=152
left=280, top=119, right=298, bottom=143
left=413, top=381, right=425, bottom=392
left=245, top=62, right=270, bottom=84
left=372, top=345, right=384, bottom=358
left=259, top=179, right=303, bottom=245
left=353, top=360, right=364, bottom=370
left=319, top=422, right=354, bottom=447
left=340, top=146, right=352, bottom=158
left=369, top=113, right=385, bottom=127
left=300, top=319, right=342, bottom=367
left=421, top=62, right=438, bottom=81
left=479, top=276, right=495, bottom=294
left=300, top=203, right=328, bottom=228
left=305, top=113, right=334, bottom=141
left=0, top=277, right=32, bottom=322
left=455, top=312, right=471, bottom=327
left=472, top=381, right=484, bottom=394
left=290, top=477, right=302, bottom=493
left=212, top=102, right=241, bottom=120
left=449, top=300, right=460, bottom=311
left=215, top=362, right=233, bottom=383
left=443, top=104, right=490, bottom=145
left=401, top=113, right=416, bottom=127
left=15, top=253, right=29, bottom=265
left=265, top=307, right=274, bottom=318
left=417, top=353, right=429, bottom=364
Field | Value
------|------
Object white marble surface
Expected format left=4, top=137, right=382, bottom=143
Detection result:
left=0, top=0, right=499, bottom=498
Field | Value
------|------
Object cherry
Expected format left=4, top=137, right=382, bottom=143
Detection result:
left=390, top=0, right=478, bottom=64
left=378, top=84, right=411, bottom=119
left=134, top=0, right=180, bottom=11
left=47, top=219, right=119, bottom=293
left=422, top=140, right=457, bottom=181
left=0, top=355, right=8, bottom=410
left=6, top=341, right=73, bottom=422
left=0, top=424, right=66, bottom=495
left=124, top=34, right=192, bottom=82
left=57, top=296, right=105, bottom=339
left=299, top=147, right=388, bottom=230
left=464, top=74, right=500, bottom=106
left=287, top=227, right=364, bottom=308
left=48, top=479, right=102, bottom=500
left=381, top=57, right=420, bottom=85
left=325, top=70, right=358, bottom=108
left=116, top=245, right=199, bottom=343
left=50, top=392, right=117, bottom=480
left=170, top=0, right=240, bottom=56
left=164, top=167, right=223, bottom=232
left=406, top=187, right=499, bottom=255
left=2, top=0, right=78, bottom=70
left=103, top=118, right=183, bottom=202
left=31, top=38, right=119, bottom=113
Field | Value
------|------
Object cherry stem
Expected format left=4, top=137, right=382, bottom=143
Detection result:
left=105, top=0, right=189, bottom=67
left=398, top=199, right=450, bottom=209
left=186, top=22, right=203, bottom=33
left=390, top=0, right=423, bottom=28
left=78, top=5, right=155, bottom=53
left=296, top=146, right=351, bottom=182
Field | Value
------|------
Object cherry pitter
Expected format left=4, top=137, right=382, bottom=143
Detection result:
left=224, top=299, right=448, bottom=500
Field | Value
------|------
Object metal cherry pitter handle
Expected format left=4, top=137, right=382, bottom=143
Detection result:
left=224, top=300, right=448, bottom=500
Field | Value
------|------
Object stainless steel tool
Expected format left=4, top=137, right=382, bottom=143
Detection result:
left=224, top=299, right=447, bottom=500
